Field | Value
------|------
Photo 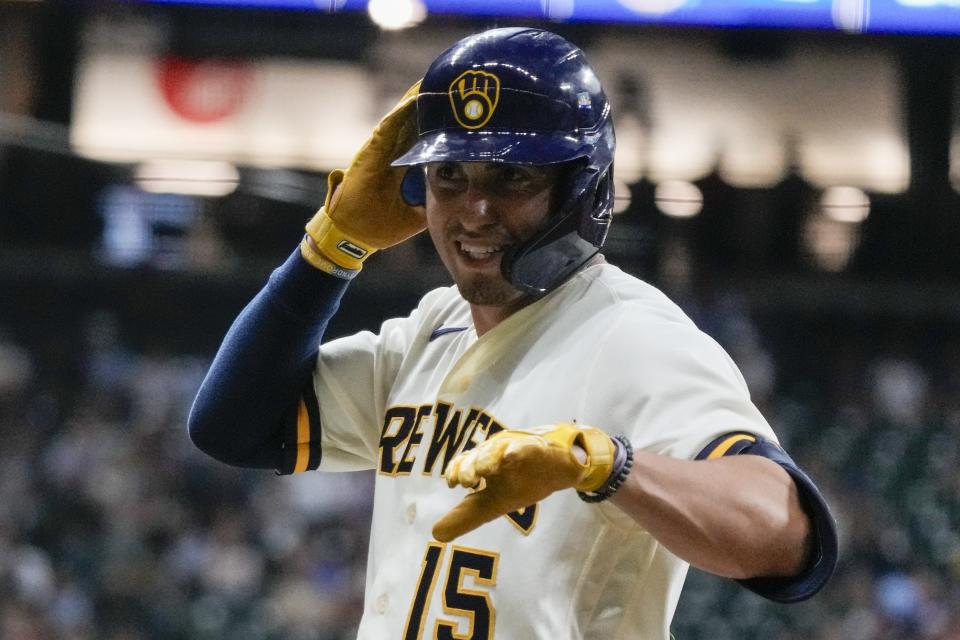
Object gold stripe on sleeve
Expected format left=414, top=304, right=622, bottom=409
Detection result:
left=706, top=433, right=757, bottom=460
left=294, top=399, right=311, bottom=473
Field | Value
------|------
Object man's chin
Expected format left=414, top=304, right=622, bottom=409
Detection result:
left=457, top=275, right=523, bottom=308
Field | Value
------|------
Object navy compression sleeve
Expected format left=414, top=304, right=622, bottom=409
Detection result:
left=696, top=433, right=839, bottom=603
left=187, top=249, right=349, bottom=470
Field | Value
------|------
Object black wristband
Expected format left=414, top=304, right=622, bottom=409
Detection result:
left=577, top=435, right=634, bottom=503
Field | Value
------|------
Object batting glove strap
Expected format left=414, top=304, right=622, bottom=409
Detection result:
left=303, top=205, right=378, bottom=273
left=299, top=233, right=361, bottom=280
left=578, top=435, right=633, bottom=503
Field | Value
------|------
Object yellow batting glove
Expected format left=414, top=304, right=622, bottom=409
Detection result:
left=432, top=423, right=616, bottom=542
left=301, top=81, right=426, bottom=277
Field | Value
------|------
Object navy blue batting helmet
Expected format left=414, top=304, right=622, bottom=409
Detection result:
left=392, top=27, right=616, bottom=295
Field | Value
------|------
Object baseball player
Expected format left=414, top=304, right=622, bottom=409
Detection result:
left=189, top=27, right=837, bottom=639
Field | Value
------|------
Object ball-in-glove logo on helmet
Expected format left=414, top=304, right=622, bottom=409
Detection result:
left=448, top=70, right=500, bottom=130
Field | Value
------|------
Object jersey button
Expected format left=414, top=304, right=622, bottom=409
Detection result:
left=376, top=594, right=389, bottom=614
left=405, top=503, right=417, bottom=524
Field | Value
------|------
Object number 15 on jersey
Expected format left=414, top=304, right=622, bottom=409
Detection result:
left=403, top=542, right=500, bottom=640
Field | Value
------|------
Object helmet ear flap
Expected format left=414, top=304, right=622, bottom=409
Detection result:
left=593, top=165, right=614, bottom=218
left=502, top=162, right=611, bottom=295
left=580, top=165, right=613, bottom=246
left=400, top=166, right=426, bottom=207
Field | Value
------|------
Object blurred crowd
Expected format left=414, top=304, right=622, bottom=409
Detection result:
left=2, top=288, right=960, bottom=640
left=0, top=312, right=371, bottom=640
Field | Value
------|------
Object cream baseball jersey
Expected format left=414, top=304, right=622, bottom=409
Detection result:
left=306, top=262, right=778, bottom=640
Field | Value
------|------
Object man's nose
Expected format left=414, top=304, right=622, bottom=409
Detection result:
left=460, top=184, right=497, bottom=230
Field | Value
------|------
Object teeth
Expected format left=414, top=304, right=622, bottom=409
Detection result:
left=459, top=242, right=501, bottom=258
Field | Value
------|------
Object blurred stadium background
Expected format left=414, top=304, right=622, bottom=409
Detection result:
left=2, top=1, right=960, bottom=638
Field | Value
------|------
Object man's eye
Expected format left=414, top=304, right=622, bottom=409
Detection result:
left=435, top=163, right=460, bottom=181
left=501, top=167, right=530, bottom=183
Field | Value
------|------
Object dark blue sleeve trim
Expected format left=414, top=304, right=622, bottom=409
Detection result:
left=187, top=248, right=349, bottom=470
left=734, top=439, right=839, bottom=603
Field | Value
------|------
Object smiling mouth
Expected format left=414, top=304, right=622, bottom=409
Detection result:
left=456, top=240, right=506, bottom=262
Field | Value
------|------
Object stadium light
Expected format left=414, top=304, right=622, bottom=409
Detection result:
left=368, top=0, right=427, bottom=31
left=655, top=180, right=703, bottom=218
left=134, top=159, right=239, bottom=197
left=821, top=186, right=870, bottom=223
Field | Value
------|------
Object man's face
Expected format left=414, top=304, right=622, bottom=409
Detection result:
left=424, top=161, right=560, bottom=308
